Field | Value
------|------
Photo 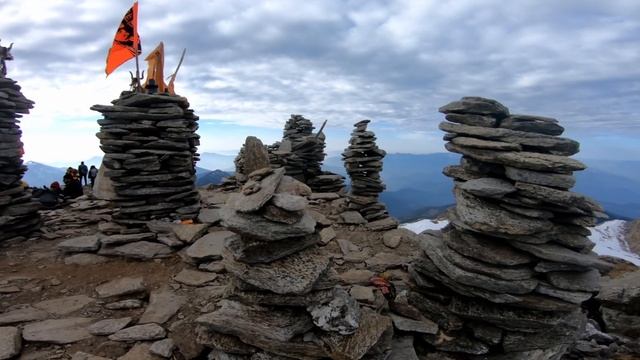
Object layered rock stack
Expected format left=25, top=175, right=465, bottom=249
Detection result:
left=195, top=166, right=393, bottom=359
left=342, top=120, right=396, bottom=229
left=409, top=97, right=612, bottom=358
left=0, top=77, right=40, bottom=242
left=91, top=92, right=201, bottom=245
left=220, top=136, right=271, bottom=191
left=271, top=114, right=345, bottom=192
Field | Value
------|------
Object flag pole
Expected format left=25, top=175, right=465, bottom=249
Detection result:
left=134, top=0, right=141, bottom=92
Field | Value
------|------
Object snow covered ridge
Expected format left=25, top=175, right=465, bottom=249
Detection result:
left=401, top=218, right=640, bottom=266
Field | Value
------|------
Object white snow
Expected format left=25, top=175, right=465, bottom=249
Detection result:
left=400, top=219, right=449, bottom=234
left=589, top=219, right=640, bottom=266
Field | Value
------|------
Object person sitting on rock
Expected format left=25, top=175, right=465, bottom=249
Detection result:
left=62, top=168, right=83, bottom=198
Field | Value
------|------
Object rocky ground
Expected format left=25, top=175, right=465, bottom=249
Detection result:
left=0, top=186, right=423, bottom=360
left=625, top=220, right=640, bottom=255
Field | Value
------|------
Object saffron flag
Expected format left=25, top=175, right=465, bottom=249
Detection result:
left=105, top=1, right=141, bottom=76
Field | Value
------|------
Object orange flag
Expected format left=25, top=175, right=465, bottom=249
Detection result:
left=105, top=1, right=141, bottom=76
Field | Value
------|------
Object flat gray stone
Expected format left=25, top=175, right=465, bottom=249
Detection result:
left=367, top=217, right=399, bottom=231
left=439, top=97, right=509, bottom=117
left=455, top=188, right=552, bottom=236
left=108, top=323, right=166, bottom=342
left=500, top=114, right=564, bottom=135
left=224, top=247, right=330, bottom=295
left=33, top=295, right=95, bottom=316
left=547, top=269, right=601, bottom=292
left=186, top=231, right=236, bottom=261
left=308, top=287, right=361, bottom=335
left=536, top=283, right=593, bottom=304
left=349, top=285, right=375, bottom=303
left=504, top=166, right=575, bottom=189
left=442, top=230, right=534, bottom=266
left=173, top=269, right=218, bottom=286
left=338, top=269, right=375, bottom=285
left=390, top=314, right=438, bottom=334
left=0, top=326, right=21, bottom=360
left=88, top=317, right=133, bottom=336
left=445, top=113, right=498, bottom=127
left=596, top=270, right=640, bottom=309
left=319, top=227, right=336, bottom=245
left=95, top=277, right=145, bottom=299
left=64, top=254, right=109, bottom=265
left=309, top=192, right=341, bottom=201
left=441, top=242, right=534, bottom=281
left=150, top=338, right=175, bottom=358
left=365, top=252, right=411, bottom=272
left=452, top=136, right=522, bottom=151
left=105, top=299, right=144, bottom=310
left=224, top=233, right=318, bottom=264
left=510, top=242, right=613, bottom=272
left=116, top=342, right=160, bottom=360
left=139, top=290, right=186, bottom=324
left=515, top=182, right=603, bottom=213
left=389, top=336, right=419, bottom=360
left=171, top=224, right=209, bottom=244
left=339, top=211, right=367, bottom=225
left=108, top=241, right=173, bottom=260
left=197, top=208, right=222, bottom=224
left=271, top=193, right=307, bottom=212
left=70, top=351, right=112, bottom=360
left=57, top=235, right=100, bottom=253
left=100, top=232, right=156, bottom=246
left=0, top=306, right=49, bottom=325
left=220, top=207, right=315, bottom=241
left=459, top=177, right=517, bottom=198
left=231, top=168, right=285, bottom=213
left=22, top=317, right=95, bottom=344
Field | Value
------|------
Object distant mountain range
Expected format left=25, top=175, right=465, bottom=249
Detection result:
left=23, top=153, right=640, bottom=221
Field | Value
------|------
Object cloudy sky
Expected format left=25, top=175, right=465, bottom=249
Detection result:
left=1, top=0, right=639, bottom=166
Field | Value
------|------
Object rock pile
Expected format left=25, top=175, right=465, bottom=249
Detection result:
left=408, top=97, right=612, bottom=358
left=0, top=77, right=40, bottom=242
left=220, top=136, right=271, bottom=191
left=90, top=92, right=201, bottom=255
left=196, top=166, right=393, bottom=359
left=271, top=114, right=345, bottom=193
left=342, top=120, right=396, bottom=229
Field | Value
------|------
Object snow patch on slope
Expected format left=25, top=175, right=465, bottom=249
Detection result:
left=590, top=219, right=640, bottom=266
left=401, top=219, right=449, bottom=234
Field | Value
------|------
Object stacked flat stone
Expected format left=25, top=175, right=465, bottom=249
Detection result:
left=195, top=166, right=392, bottom=359
left=408, top=97, right=612, bottom=358
left=342, top=120, right=392, bottom=223
left=91, top=92, right=200, bottom=235
left=0, top=77, right=40, bottom=242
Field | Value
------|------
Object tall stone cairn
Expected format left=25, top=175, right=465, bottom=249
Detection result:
left=342, top=120, right=395, bottom=228
left=195, top=166, right=393, bottom=359
left=0, top=77, right=40, bottom=242
left=271, top=114, right=345, bottom=192
left=91, top=92, right=200, bottom=249
left=409, top=97, right=612, bottom=358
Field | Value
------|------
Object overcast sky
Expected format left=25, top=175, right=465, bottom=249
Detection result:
left=1, top=0, right=639, bottom=164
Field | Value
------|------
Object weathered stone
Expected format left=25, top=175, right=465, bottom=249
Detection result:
left=220, top=207, right=315, bottom=241
left=515, top=182, right=603, bottom=213
left=460, top=177, right=517, bottom=198
left=308, top=287, right=361, bottom=335
left=139, top=290, right=186, bottom=324
left=64, top=253, right=109, bottom=265
left=339, top=211, right=367, bottom=225
left=88, top=317, right=133, bottom=336
left=0, top=306, right=49, bottom=325
left=224, top=247, right=330, bottom=295
left=117, top=343, right=163, bottom=360
left=500, top=114, right=564, bottom=136
left=171, top=223, right=209, bottom=243
left=442, top=230, right=534, bottom=266
left=108, top=323, right=166, bottom=342
left=173, top=269, right=218, bottom=286
left=196, top=300, right=313, bottom=345
left=367, top=217, right=399, bottom=231
left=186, top=231, right=236, bottom=261
left=0, top=326, right=21, bottom=360
left=535, top=283, right=593, bottom=304
left=504, top=166, right=575, bottom=189
left=108, top=241, right=173, bottom=260
left=510, top=241, right=612, bottom=272
left=70, top=351, right=112, bottom=360
left=468, top=322, right=503, bottom=345
left=105, top=299, right=144, bottom=310
left=33, top=295, right=95, bottom=316
left=275, top=175, right=312, bottom=196
left=242, top=137, right=271, bottom=175
left=389, top=336, right=419, bottom=360
left=601, top=307, right=640, bottom=338
left=320, top=308, right=392, bottom=360
left=319, top=226, right=336, bottom=245
left=57, top=235, right=101, bottom=253
left=22, top=317, right=95, bottom=344
left=452, top=136, right=522, bottom=151
left=445, top=113, right=498, bottom=127
left=441, top=241, right=534, bottom=281
left=100, top=232, right=156, bottom=245
left=390, top=313, right=438, bottom=334
left=198, top=208, right=222, bottom=224
left=349, top=285, right=376, bottom=303
left=95, top=277, right=145, bottom=299
left=546, top=269, right=601, bottom=292
left=439, top=97, right=509, bottom=117
left=338, top=269, right=376, bottom=285
left=365, top=252, right=412, bottom=272
left=150, top=338, right=175, bottom=358
left=230, top=168, right=285, bottom=213
left=261, top=204, right=303, bottom=224
left=224, top=233, right=318, bottom=264
left=596, top=270, right=640, bottom=312
left=454, top=188, right=552, bottom=236
left=271, top=193, right=307, bottom=211
left=445, top=142, right=586, bottom=172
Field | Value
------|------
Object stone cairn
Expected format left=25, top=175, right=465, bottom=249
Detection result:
left=0, top=77, right=40, bottom=242
left=271, top=114, right=345, bottom=193
left=408, top=97, right=612, bottom=358
left=342, top=120, right=396, bottom=229
left=220, top=136, right=271, bottom=191
left=90, top=92, right=201, bottom=257
left=195, top=166, right=393, bottom=359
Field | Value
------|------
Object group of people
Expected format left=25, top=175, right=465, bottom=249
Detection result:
left=53, top=162, right=99, bottom=199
